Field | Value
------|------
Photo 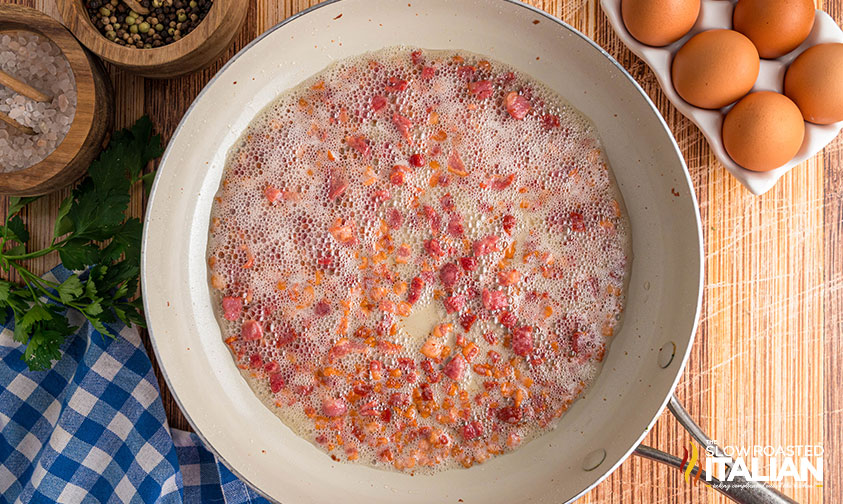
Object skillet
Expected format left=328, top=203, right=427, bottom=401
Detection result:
left=141, top=1, right=794, bottom=502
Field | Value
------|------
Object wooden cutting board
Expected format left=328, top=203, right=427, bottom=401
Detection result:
left=1, top=1, right=838, bottom=502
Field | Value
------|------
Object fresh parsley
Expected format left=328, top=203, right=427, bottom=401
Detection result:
left=0, top=116, right=162, bottom=371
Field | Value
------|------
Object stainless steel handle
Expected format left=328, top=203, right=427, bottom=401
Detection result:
left=634, top=395, right=798, bottom=504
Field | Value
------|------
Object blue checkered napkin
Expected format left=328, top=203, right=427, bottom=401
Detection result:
left=0, top=265, right=271, bottom=504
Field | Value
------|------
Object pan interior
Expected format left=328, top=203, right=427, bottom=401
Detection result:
left=142, top=1, right=703, bottom=502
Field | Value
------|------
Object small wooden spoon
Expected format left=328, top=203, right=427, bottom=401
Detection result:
left=0, top=69, right=51, bottom=103
left=0, top=111, right=36, bottom=135
left=123, top=0, right=150, bottom=15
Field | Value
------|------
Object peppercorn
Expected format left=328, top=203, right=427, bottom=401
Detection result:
left=84, top=0, right=214, bottom=49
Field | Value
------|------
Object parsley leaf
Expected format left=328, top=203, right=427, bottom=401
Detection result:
left=0, top=117, right=161, bottom=370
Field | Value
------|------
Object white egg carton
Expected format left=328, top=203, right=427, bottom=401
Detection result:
left=600, top=0, right=843, bottom=195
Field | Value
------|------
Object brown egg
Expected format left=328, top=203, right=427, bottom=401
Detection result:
left=621, top=0, right=700, bottom=47
left=671, top=30, right=759, bottom=109
left=733, top=0, right=815, bottom=59
left=785, top=43, right=843, bottom=124
left=722, top=92, right=805, bottom=172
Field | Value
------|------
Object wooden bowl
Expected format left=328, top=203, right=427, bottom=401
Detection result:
left=56, top=0, right=248, bottom=78
left=0, top=4, right=113, bottom=196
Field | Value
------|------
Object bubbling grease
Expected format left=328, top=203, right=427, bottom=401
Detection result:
left=207, top=47, right=632, bottom=473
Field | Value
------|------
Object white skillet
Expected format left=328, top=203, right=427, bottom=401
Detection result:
left=141, top=1, right=793, bottom=502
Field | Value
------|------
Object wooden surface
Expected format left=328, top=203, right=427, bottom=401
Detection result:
left=0, top=1, right=839, bottom=502
left=0, top=2, right=113, bottom=195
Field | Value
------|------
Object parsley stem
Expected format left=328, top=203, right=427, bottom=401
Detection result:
left=2, top=244, right=59, bottom=261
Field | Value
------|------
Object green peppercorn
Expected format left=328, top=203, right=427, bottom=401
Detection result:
left=155, top=23, right=164, bottom=31
left=138, top=21, right=150, bottom=33
left=189, top=0, right=197, bottom=7
left=106, top=30, right=116, bottom=40
left=177, top=12, right=187, bottom=22
left=126, top=16, right=136, bottom=25
left=99, top=6, right=111, bottom=16
left=130, top=24, right=138, bottom=34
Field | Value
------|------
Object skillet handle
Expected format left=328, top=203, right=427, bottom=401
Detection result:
left=634, top=395, right=799, bottom=504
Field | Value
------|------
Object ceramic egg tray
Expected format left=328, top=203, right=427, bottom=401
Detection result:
left=601, top=0, right=843, bottom=195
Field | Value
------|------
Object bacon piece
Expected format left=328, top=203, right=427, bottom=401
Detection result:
left=481, top=288, right=508, bottom=311
left=322, top=398, right=348, bottom=418
left=385, top=77, right=409, bottom=92
left=329, top=172, right=349, bottom=200
left=504, top=91, right=531, bottom=120
left=264, top=185, right=284, bottom=204
left=460, top=256, right=477, bottom=271
left=447, top=150, right=468, bottom=177
left=409, top=153, right=425, bottom=167
left=497, top=406, right=523, bottom=424
left=468, top=80, right=494, bottom=100
left=473, top=235, right=499, bottom=256
left=387, top=208, right=404, bottom=230
left=407, top=277, right=424, bottom=305
left=221, top=296, right=242, bottom=321
left=392, top=113, right=413, bottom=142
left=443, top=354, right=467, bottom=381
left=460, top=311, right=477, bottom=331
left=492, top=173, right=514, bottom=190
left=447, top=214, right=464, bottom=237
left=269, top=372, right=285, bottom=393
left=241, top=320, right=263, bottom=341
left=511, top=326, right=534, bottom=356
left=498, top=269, right=521, bottom=286
left=439, top=263, right=461, bottom=289
left=371, top=94, right=387, bottom=112
left=444, top=293, right=466, bottom=314
left=424, top=238, right=445, bottom=258
left=502, top=214, right=516, bottom=235
left=329, top=218, right=357, bottom=246
left=346, top=135, right=370, bottom=157
left=462, top=420, right=484, bottom=441
left=421, top=66, right=435, bottom=80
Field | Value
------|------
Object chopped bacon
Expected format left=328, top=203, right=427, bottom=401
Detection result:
left=329, top=218, right=357, bottom=246
left=498, top=269, right=521, bottom=286
left=497, top=406, right=523, bottom=424
left=328, top=172, right=349, bottom=200
left=439, top=193, right=455, bottom=212
left=392, top=113, right=413, bottom=142
left=314, top=300, right=331, bottom=316
left=269, top=372, right=285, bottom=393
left=409, top=153, right=426, bottom=167
left=444, top=293, right=466, bottom=314
left=439, top=263, right=461, bottom=290
left=460, top=311, right=477, bottom=331
left=396, top=244, right=412, bottom=263
left=422, top=205, right=441, bottom=235
left=492, top=174, right=514, bottom=190
left=460, top=256, right=477, bottom=271
left=388, top=392, right=410, bottom=407
left=385, top=77, right=409, bottom=92
left=387, top=208, right=404, bottom=229
left=241, top=320, right=263, bottom=341
left=447, top=150, right=468, bottom=177
left=346, top=135, right=370, bottom=157
left=407, top=277, right=424, bottom=304
left=443, top=355, right=467, bottom=381
left=322, top=398, right=348, bottom=417
left=462, top=420, right=484, bottom=441
left=264, top=185, right=284, bottom=204
left=497, top=310, right=517, bottom=329
left=457, top=65, right=476, bottom=80
left=390, top=165, right=407, bottom=185
left=371, top=94, right=387, bottom=112
left=221, top=296, right=242, bottom=321
left=411, top=50, right=423, bottom=66
left=473, top=235, right=499, bottom=256
left=447, top=214, right=464, bottom=237
left=264, top=361, right=280, bottom=374
left=511, top=326, right=534, bottom=356
left=468, top=80, right=494, bottom=100
left=481, top=288, right=508, bottom=311
left=504, top=91, right=531, bottom=120
left=424, top=238, right=445, bottom=258
left=421, top=66, right=435, bottom=80
left=502, top=214, right=516, bottom=235
left=249, top=353, right=263, bottom=369
left=371, top=189, right=391, bottom=205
